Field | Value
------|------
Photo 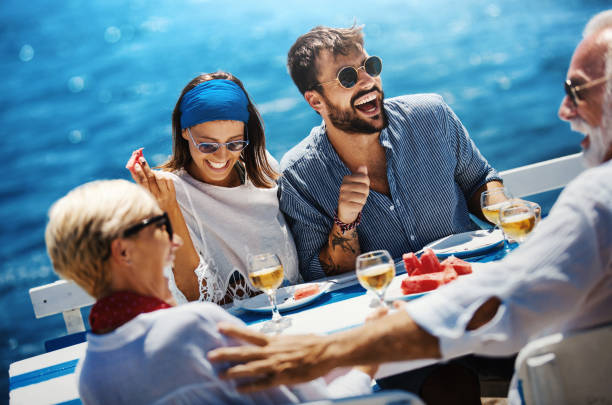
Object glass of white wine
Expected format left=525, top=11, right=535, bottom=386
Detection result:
left=480, top=187, right=513, bottom=227
left=526, top=201, right=542, bottom=226
left=356, top=250, right=395, bottom=308
left=499, top=201, right=536, bottom=243
left=247, top=253, right=290, bottom=333
left=480, top=187, right=513, bottom=249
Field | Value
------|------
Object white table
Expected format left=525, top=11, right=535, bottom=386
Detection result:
left=9, top=266, right=437, bottom=405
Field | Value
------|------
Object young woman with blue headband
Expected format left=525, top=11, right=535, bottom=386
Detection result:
left=126, top=72, right=300, bottom=304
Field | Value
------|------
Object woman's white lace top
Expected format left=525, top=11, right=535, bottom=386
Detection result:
left=167, top=168, right=300, bottom=304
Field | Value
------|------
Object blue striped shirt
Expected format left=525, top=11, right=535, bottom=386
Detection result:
left=279, top=94, right=501, bottom=281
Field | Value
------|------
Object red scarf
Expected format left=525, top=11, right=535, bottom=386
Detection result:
left=89, top=291, right=171, bottom=334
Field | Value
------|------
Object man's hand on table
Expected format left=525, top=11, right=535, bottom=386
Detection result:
left=208, top=301, right=434, bottom=391
left=208, top=323, right=339, bottom=391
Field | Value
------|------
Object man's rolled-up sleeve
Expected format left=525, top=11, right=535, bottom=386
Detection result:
left=444, top=102, right=502, bottom=199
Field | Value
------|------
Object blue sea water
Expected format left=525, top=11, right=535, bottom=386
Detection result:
left=1, top=0, right=609, bottom=401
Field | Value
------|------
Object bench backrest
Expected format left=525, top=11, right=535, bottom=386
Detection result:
left=499, top=152, right=583, bottom=198
left=30, top=280, right=94, bottom=334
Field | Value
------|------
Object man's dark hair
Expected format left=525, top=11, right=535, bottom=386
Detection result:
left=287, top=25, right=364, bottom=95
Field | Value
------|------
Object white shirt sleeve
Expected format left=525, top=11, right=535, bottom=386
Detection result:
left=404, top=162, right=612, bottom=359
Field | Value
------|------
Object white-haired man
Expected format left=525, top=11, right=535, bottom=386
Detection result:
left=208, top=10, right=612, bottom=404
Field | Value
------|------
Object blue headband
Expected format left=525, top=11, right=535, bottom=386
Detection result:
left=180, top=79, right=250, bottom=129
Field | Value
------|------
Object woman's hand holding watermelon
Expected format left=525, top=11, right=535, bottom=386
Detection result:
left=126, top=149, right=202, bottom=301
left=126, top=149, right=178, bottom=213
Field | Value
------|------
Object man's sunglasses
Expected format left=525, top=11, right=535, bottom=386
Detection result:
left=316, top=55, right=383, bottom=89
left=187, top=127, right=249, bottom=154
left=123, top=212, right=173, bottom=241
left=564, top=74, right=612, bottom=106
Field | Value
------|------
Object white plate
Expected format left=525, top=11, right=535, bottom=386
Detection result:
left=385, top=263, right=485, bottom=302
left=238, top=282, right=333, bottom=313
left=422, top=229, right=504, bottom=258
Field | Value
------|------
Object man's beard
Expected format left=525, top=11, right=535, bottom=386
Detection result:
left=322, top=88, right=388, bottom=134
left=570, top=105, right=612, bottom=167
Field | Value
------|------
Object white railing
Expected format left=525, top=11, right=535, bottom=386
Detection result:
left=499, top=152, right=583, bottom=198
left=30, top=153, right=585, bottom=334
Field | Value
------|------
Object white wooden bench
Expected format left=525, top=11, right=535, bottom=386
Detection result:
left=498, top=152, right=583, bottom=198
left=30, top=280, right=94, bottom=335
left=30, top=153, right=585, bottom=336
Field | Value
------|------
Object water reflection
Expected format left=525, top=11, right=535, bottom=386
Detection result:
left=67, top=76, right=85, bottom=93
left=19, top=44, right=34, bottom=62
left=104, top=26, right=122, bottom=43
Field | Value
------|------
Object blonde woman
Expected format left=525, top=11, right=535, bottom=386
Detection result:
left=45, top=179, right=372, bottom=404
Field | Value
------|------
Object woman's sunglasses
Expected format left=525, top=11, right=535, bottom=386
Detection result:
left=564, top=74, right=611, bottom=106
left=187, top=127, right=249, bottom=154
left=123, top=212, right=173, bottom=241
left=316, top=55, right=383, bottom=89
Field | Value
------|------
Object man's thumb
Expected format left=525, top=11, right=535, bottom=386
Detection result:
left=356, top=165, right=368, bottom=176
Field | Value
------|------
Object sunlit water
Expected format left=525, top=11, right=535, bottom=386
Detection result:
left=1, top=0, right=608, bottom=401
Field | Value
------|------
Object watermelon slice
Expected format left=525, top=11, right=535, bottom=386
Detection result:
left=399, top=249, right=474, bottom=296
left=402, top=252, right=421, bottom=276
left=412, top=249, right=441, bottom=275
left=126, top=148, right=144, bottom=171
left=401, top=273, right=443, bottom=294
left=293, top=284, right=320, bottom=300
left=400, top=267, right=458, bottom=295
left=440, top=256, right=473, bottom=275
left=442, top=267, right=458, bottom=284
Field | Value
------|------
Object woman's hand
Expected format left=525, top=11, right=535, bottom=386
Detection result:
left=126, top=150, right=177, bottom=212
left=125, top=149, right=202, bottom=301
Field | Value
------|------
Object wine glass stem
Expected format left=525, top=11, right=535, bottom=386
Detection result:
left=495, top=223, right=510, bottom=252
left=376, top=291, right=388, bottom=308
left=267, top=290, right=282, bottom=322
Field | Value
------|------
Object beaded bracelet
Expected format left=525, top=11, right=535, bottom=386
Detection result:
left=333, top=211, right=362, bottom=234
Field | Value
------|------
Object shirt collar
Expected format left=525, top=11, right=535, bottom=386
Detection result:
left=379, top=125, right=392, bottom=149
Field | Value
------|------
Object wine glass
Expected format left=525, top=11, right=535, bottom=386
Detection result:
left=356, top=250, right=395, bottom=308
left=480, top=187, right=513, bottom=250
left=526, top=201, right=542, bottom=226
left=499, top=201, right=537, bottom=243
left=247, top=253, right=291, bottom=333
left=480, top=187, right=513, bottom=228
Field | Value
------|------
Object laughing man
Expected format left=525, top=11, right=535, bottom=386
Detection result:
left=278, top=25, right=504, bottom=281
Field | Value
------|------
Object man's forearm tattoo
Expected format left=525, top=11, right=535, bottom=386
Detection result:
left=330, top=229, right=358, bottom=254
left=321, top=255, right=343, bottom=275
left=321, top=229, right=359, bottom=275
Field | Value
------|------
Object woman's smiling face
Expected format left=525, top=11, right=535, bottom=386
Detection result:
left=182, top=120, right=246, bottom=187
